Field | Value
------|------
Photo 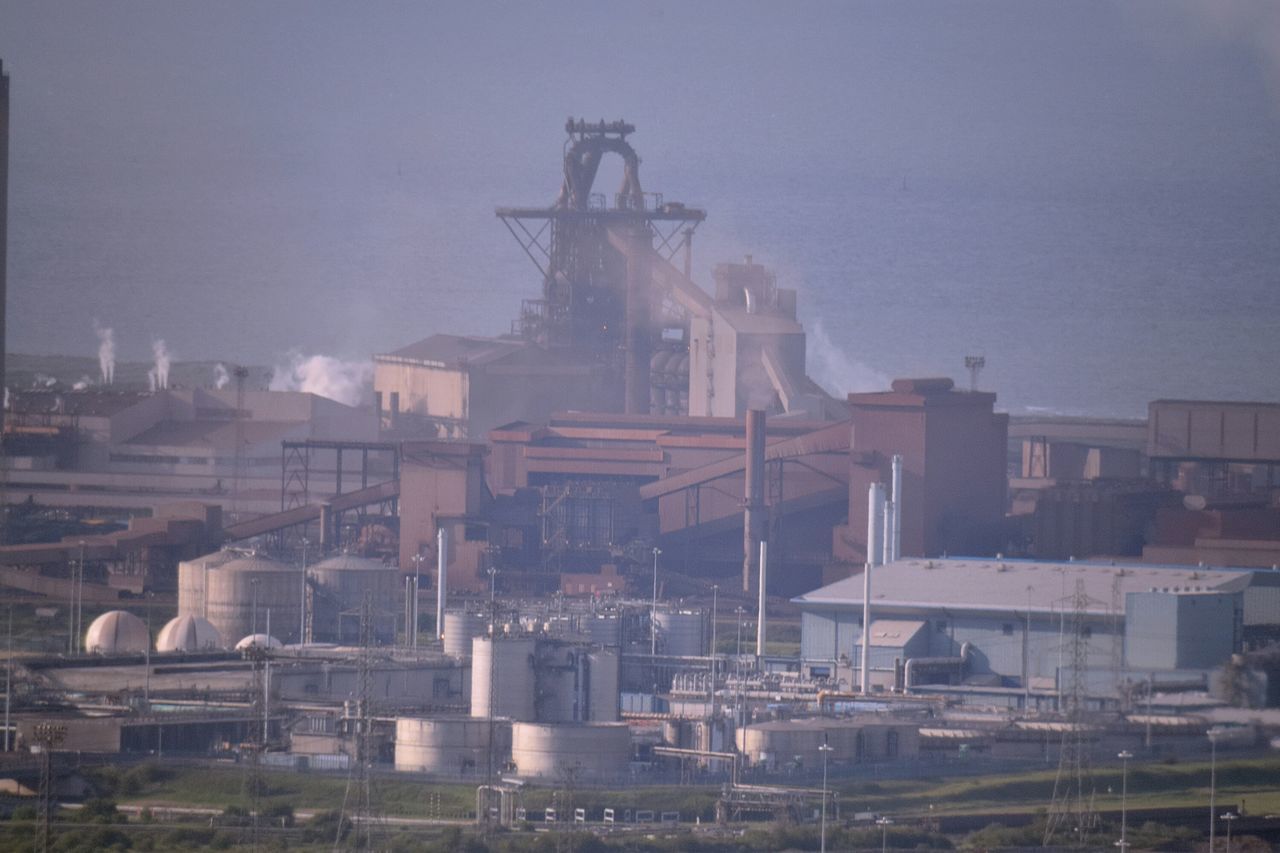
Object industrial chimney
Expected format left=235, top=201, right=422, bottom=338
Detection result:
left=743, top=409, right=767, bottom=593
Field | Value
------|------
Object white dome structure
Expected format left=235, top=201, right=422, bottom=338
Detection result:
left=84, top=610, right=149, bottom=654
left=155, top=614, right=223, bottom=652
left=235, top=633, right=283, bottom=650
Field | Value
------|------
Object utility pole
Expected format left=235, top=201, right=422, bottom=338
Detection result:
left=651, top=547, right=661, bottom=656
left=299, top=537, right=309, bottom=645
left=34, top=722, right=66, bottom=853
left=3, top=606, right=11, bottom=751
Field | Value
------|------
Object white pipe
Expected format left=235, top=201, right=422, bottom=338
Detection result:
left=437, top=526, right=448, bottom=641
left=881, top=497, right=893, bottom=566
left=890, top=455, right=903, bottom=562
left=861, top=483, right=884, bottom=693
left=756, top=540, right=768, bottom=662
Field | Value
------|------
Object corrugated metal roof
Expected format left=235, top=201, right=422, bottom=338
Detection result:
left=793, top=557, right=1253, bottom=616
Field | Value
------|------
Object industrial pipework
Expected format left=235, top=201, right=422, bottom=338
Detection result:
left=860, top=483, right=884, bottom=694
left=437, top=526, right=448, bottom=641
left=743, top=409, right=767, bottom=593
left=756, top=540, right=768, bottom=661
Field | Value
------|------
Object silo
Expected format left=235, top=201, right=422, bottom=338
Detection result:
left=202, top=554, right=302, bottom=645
left=84, top=611, right=149, bottom=654
left=309, top=554, right=399, bottom=644
left=443, top=611, right=488, bottom=659
left=510, top=722, right=631, bottom=781
left=471, top=636, right=536, bottom=720
left=586, top=649, right=620, bottom=722
left=395, top=716, right=511, bottom=776
left=654, top=609, right=705, bottom=656
left=155, top=614, right=223, bottom=652
left=177, top=550, right=239, bottom=621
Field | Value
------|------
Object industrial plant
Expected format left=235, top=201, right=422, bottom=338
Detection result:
left=4, top=111, right=1280, bottom=848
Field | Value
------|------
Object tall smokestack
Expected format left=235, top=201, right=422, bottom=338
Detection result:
left=623, top=222, right=652, bottom=413
left=756, top=540, right=768, bottom=662
left=860, top=482, right=884, bottom=693
left=890, top=454, right=903, bottom=562
left=743, top=409, right=767, bottom=593
left=436, top=526, right=448, bottom=641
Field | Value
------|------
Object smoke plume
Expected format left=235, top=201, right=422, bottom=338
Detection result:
left=93, top=321, right=115, bottom=384
left=807, top=322, right=889, bottom=396
left=72, top=376, right=92, bottom=391
left=148, top=339, right=171, bottom=392
left=269, top=352, right=373, bottom=407
left=213, top=363, right=230, bottom=390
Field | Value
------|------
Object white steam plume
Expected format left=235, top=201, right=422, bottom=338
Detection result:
left=807, top=322, right=890, bottom=396
left=269, top=352, right=373, bottom=407
left=72, top=375, right=92, bottom=391
left=213, top=363, right=230, bottom=390
left=147, top=339, right=171, bottom=392
left=93, top=321, right=115, bottom=384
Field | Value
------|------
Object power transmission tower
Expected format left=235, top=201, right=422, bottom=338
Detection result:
left=336, top=593, right=380, bottom=851
left=1044, top=579, right=1099, bottom=847
left=241, top=642, right=271, bottom=853
left=34, top=722, right=67, bottom=853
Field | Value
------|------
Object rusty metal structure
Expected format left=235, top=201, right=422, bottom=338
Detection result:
left=497, top=119, right=706, bottom=415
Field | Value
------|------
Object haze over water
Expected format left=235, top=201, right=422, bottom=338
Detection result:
left=2, top=1, right=1278, bottom=418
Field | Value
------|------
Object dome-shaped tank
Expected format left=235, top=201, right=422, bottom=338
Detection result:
left=84, top=610, right=149, bottom=654
left=180, top=551, right=302, bottom=645
left=308, top=554, right=398, bottom=644
left=654, top=608, right=706, bottom=656
left=510, top=722, right=631, bottom=781
left=443, top=611, right=488, bottom=658
left=235, top=633, right=283, bottom=650
left=155, top=614, right=223, bottom=652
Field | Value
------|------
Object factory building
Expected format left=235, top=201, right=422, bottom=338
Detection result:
left=834, top=378, right=1009, bottom=567
left=794, top=557, right=1280, bottom=702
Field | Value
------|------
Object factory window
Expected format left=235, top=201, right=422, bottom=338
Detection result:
left=465, top=524, right=486, bottom=542
left=886, top=730, right=899, bottom=758
left=855, top=732, right=865, bottom=762
left=1002, top=623, right=1014, bottom=636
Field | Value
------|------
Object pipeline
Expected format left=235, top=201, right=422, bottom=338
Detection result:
left=903, top=641, right=973, bottom=689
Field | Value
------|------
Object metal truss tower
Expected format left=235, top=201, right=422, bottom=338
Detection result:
left=1044, top=579, right=1099, bottom=847
left=335, top=594, right=380, bottom=851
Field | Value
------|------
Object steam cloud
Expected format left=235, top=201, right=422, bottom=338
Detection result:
left=93, top=321, right=115, bottom=384
left=807, top=322, right=889, bottom=396
left=147, top=339, right=171, bottom=392
left=269, top=352, right=373, bottom=407
left=72, top=376, right=92, bottom=391
left=213, top=363, right=230, bottom=390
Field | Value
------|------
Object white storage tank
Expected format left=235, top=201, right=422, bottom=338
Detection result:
left=155, top=614, right=223, bottom=652
left=308, top=554, right=399, bottom=644
left=84, top=610, right=149, bottom=654
left=510, top=722, right=631, bottom=782
left=395, top=716, right=511, bottom=776
left=654, top=608, right=706, bottom=656
left=443, top=611, right=488, bottom=659
left=181, top=553, right=302, bottom=645
left=235, top=633, right=283, bottom=650
left=471, top=636, right=536, bottom=720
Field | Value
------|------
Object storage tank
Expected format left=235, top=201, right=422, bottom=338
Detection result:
left=308, top=554, right=398, bottom=644
left=471, top=636, right=536, bottom=720
left=235, top=633, right=283, bottom=650
left=586, top=649, right=620, bottom=722
left=654, top=609, right=706, bottom=656
left=510, top=722, right=631, bottom=781
left=183, top=553, right=302, bottom=645
left=84, top=610, right=149, bottom=654
left=155, top=615, right=222, bottom=652
left=395, top=716, right=511, bottom=776
left=443, top=611, right=488, bottom=659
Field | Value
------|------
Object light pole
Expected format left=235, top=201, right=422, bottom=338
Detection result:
left=299, top=537, right=309, bottom=645
left=710, top=585, right=719, bottom=704
left=876, top=815, right=892, bottom=853
left=250, top=578, right=260, bottom=638
left=735, top=606, right=745, bottom=660
left=76, top=541, right=85, bottom=653
left=819, top=742, right=833, bottom=853
left=1118, top=749, right=1133, bottom=848
left=411, top=553, right=424, bottom=649
left=651, top=547, right=661, bottom=656
left=1221, top=812, right=1237, bottom=853
left=1209, top=728, right=1219, bottom=852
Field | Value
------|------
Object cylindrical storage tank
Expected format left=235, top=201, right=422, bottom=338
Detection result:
left=235, top=634, right=283, bottom=650
left=510, top=722, right=631, bottom=782
left=202, top=554, right=302, bottom=645
left=586, top=650, right=620, bottom=722
left=442, top=611, right=488, bottom=659
left=309, top=554, right=399, bottom=644
left=584, top=614, right=621, bottom=648
left=654, top=609, right=706, bottom=657
left=177, top=550, right=239, bottom=624
left=394, top=716, right=512, bottom=777
left=471, top=636, right=536, bottom=720
left=84, top=610, right=149, bottom=654
left=155, top=615, right=223, bottom=652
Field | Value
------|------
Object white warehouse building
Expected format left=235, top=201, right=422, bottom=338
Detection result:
left=793, top=557, right=1280, bottom=708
